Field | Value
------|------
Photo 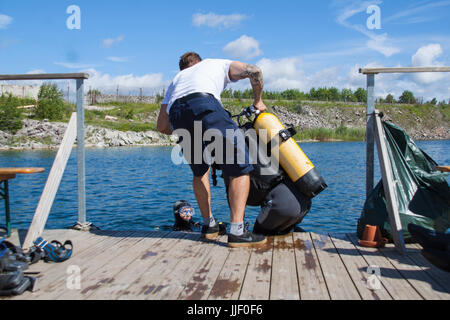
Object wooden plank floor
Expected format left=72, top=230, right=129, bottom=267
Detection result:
left=2, top=229, right=450, bottom=300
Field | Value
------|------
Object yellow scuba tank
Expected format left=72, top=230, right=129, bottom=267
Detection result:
left=253, top=112, right=327, bottom=198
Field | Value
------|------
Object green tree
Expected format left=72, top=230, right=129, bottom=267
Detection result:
left=242, top=89, right=253, bottom=99
left=309, top=88, right=318, bottom=100
left=328, top=87, right=340, bottom=101
left=385, top=94, right=395, bottom=104
left=233, top=90, right=242, bottom=99
left=354, top=88, right=367, bottom=103
left=0, top=93, right=23, bottom=133
left=341, top=88, right=357, bottom=102
left=399, top=90, right=416, bottom=104
left=221, top=89, right=233, bottom=99
left=430, top=98, right=437, bottom=105
left=35, top=83, right=65, bottom=120
left=316, top=87, right=330, bottom=101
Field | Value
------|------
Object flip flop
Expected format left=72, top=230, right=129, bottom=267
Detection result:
left=34, top=237, right=73, bottom=263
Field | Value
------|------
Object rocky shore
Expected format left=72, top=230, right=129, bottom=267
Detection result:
left=0, top=104, right=448, bottom=150
left=271, top=105, right=449, bottom=141
left=0, top=119, right=178, bottom=150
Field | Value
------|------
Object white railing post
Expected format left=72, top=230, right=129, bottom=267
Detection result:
left=76, top=79, right=86, bottom=224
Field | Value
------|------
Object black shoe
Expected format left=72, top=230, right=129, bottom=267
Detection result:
left=201, top=224, right=220, bottom=239
left=228, top=226, right=267, bottom=248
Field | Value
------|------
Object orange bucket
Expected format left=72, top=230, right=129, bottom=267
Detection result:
left=359, top=225, right=388, bottom=248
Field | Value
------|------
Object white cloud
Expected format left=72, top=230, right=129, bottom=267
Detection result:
left=256, top=57, right=305, bottom=90
left=345, top=45, right=450, bottom=101
left=366, top=34, right=401, bottom=57
left=411, top=43, right=444, bottom=84
left=83, top=68, right=166, bottom=92
left=246, top=57, right=344, bottom=92
left=107, top=56, right=129, bottom=63
left=26, top=69, right=46, bottom=74
left=223, top=35, right=262, bottom=60
left=102, top=35, right=124, bottom=48
left=228, top=48, right=449, bottom=101
left=0, top=14, right=12, bottom=29
left=54, top=62, right=98, bottom=69
left=192, top=12, right=247, bottom=29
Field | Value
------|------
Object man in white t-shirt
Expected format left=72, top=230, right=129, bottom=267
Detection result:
left=157, top=52, right=267, bottom=248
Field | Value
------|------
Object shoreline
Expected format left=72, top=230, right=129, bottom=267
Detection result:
left=1, top=136, right=448, bottom=152
left=1, top=102, right=448, bottom=150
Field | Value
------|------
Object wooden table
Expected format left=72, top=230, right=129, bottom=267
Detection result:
left=0, top=168, right=45, bottom=237
left=437, top=166, right=450, bottom=173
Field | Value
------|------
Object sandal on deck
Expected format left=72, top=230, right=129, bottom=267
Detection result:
left=34, top=237, right=73, bottom=263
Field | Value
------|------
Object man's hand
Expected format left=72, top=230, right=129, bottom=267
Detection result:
left=157, top=104, right=173, bottom=135
left=229, top=61, right=266, bottom=112
left=253, top=99, right=267, bottom=112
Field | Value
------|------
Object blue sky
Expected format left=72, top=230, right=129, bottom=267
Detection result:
left=1, top=0, right=449, bottom=100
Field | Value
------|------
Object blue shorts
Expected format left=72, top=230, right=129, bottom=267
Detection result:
left=169, top=94, right=254, bottom=177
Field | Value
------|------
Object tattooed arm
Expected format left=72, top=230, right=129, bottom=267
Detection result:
left=229, top=61, right=266, bottom=111
left=157, top=104, right=173, bottom=135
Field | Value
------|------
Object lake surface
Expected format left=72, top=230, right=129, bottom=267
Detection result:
left=0, top=140, right=448, bottom=234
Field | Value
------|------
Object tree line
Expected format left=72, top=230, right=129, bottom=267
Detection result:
left=0, top=83, right=72, bottom=133
left=221, top=87, right=449, bottom=105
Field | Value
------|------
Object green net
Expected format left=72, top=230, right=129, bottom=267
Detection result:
left=357, top=120, right=450, bottom=242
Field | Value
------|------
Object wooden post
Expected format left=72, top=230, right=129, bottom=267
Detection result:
left=374, top=111, right=406, bottom=255
left=76, top=79, right=86, bottom=225
left=22, top=113, right=78, bottom=250
left=366, top=74, right=375, bottom=198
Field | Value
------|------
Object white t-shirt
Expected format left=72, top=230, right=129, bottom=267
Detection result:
left=162, top=59, right=235, bottom=113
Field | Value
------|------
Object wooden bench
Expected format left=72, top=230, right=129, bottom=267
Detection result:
left=0, top=168, right=45, bottom=237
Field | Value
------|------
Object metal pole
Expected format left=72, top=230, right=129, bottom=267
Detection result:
left=76, top=79, right=86, bottom=224
left=4, top=180, right=11, bottom=237
left=366, top=74, right=375, bottom=198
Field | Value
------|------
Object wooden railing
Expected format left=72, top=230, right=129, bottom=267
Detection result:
left=0, top=73, right=89, bottom=249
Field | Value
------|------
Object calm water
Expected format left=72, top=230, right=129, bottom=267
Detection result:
left=0, top=140, right=448, bottom=234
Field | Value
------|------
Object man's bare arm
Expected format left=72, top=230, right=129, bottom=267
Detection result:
left=229, top=61, right=266, bottom=111
left=157, top=104, right=173, bottom=135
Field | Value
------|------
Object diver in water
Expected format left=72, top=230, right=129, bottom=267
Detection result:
left=172, top=200, right=226, bottom=235
left=172, top=200, right=197, bottom=231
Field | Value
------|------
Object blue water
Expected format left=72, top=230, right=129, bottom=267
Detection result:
left=0, top=140, right=448, bottom=234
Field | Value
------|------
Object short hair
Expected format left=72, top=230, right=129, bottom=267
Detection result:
left=179, top=52, right=202, bottom=71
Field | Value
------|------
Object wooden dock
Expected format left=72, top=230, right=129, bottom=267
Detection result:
left=2, top=229, right=450, bottom=300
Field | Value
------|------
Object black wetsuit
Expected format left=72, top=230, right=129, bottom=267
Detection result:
left=224, top=173, right=312, bottom=236
left=253, top=179, right=311, bottom=235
